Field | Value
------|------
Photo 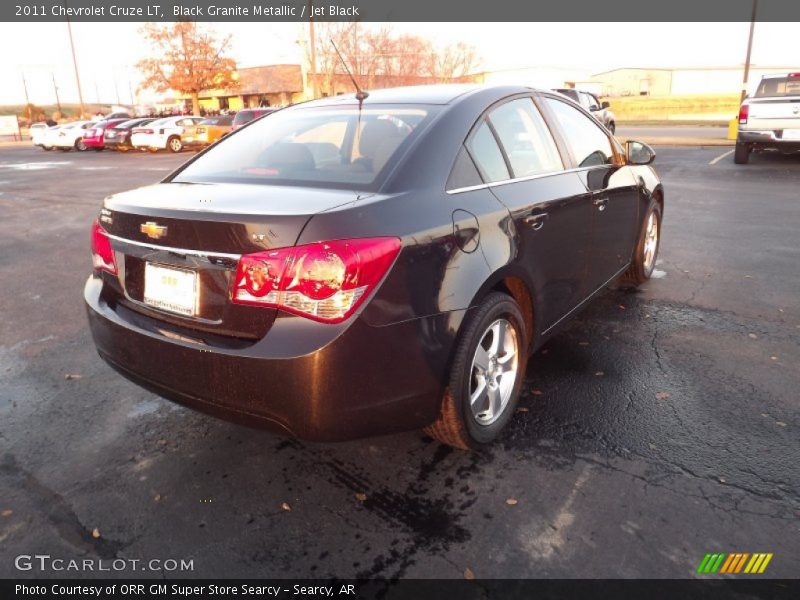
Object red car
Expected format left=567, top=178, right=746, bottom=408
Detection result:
left=82, top=119, right=130, bottom=151
left=231, top=108, right=276, bottom=131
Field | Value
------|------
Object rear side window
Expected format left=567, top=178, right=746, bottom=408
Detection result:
left=466, top=121, right=509, bottom=183
left=447, top=147, right=483, bottom=190
left=543, top=97, right=614, bottom=168
left=487, top=98, right=563, bottom=178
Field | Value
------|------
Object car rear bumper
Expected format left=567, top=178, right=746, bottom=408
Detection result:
left=84, top=275, right=453, bottom=442
left=131, top=135, right=166, bottom=149
left=738, top=129, right=800, bottom=148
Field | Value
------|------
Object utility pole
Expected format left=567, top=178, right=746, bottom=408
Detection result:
left=65, top=10, right=86, bottom=118
left=21, top=72, right=32, bottom=123
left=740, top=0, right=758, bottom=104
left=114, top=76, right=121, bottom=106
left=128, top=80, right=135, bottom=106
left=52, top=73, right=62, bottom=114
left=307, top=0, right=317, bottom=99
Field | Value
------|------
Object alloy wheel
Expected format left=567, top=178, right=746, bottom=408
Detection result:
left=643, top=211, right=659, bottom=272
left=469, top=318, right=519, bottom=425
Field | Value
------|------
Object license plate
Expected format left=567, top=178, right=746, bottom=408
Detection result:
left=783, top=129, right=800, bottom=140
left=143, top=263, right=198, bottom=316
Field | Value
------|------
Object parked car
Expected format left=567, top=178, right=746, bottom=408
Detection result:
left=105, top=112, right=132, bottom=120
left=39, top=125, right=66, bottom=150
left=30, top=123, right=52, bottom=148
left=82, top=118, right=130, bottom=151
left=130, top=116, right=205, bottom=152
left=86, top=85, right=663, bottom=449
left=231, top=108, right=276, bottom=131
left=735, top=72, right=800, bottom=164
left=103, top=118, right=155, bottom=152
left=51, top=121, right=95, bottom=151
left=554, top=88, right=616, bottom=134
left=183, top=115, right=234, bottom=148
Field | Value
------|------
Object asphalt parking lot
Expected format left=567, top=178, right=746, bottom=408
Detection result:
left=0, top=144, right=798, bottom=579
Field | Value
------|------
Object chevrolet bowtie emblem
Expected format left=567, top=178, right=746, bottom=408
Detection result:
left=140, top=221, right=167, bottom=240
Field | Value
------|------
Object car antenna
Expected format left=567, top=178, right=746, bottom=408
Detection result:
left=330, top=39, right=369, bottom=107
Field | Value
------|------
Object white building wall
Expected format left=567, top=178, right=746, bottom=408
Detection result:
left=480, top=67, right=591, bottom=90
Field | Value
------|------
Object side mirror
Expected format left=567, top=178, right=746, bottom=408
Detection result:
left=626, top=140, right=656, bottom=165
left=601, top=101, right=610, bottom=109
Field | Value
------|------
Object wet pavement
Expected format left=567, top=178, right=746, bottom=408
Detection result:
left=0, top=145, right=798, bottom=579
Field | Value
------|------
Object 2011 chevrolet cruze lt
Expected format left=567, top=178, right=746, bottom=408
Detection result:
left=85, top=85, right=663, bottom=449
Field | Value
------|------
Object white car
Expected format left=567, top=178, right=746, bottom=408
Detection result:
left=30, top=123, right=51, bottom=148
left=51, top=120, right=95, bottom=151
left=130, top=116, right=204, bottom=152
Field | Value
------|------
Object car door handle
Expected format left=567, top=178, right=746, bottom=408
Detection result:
left=523, top=213, right=549, bottom=230
left=593, top=196, right=609, bottom=211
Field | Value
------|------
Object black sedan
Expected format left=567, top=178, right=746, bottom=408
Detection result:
left=85, top=85, right=663, bottom=449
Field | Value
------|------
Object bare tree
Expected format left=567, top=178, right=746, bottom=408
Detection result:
left=305, top=24, right=481, bottom=96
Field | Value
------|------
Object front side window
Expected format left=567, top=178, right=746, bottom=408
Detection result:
left=543, top=97, right=614, bottom=168
left=487, top=98, right=563, bottom=178
left=173, top=105, right=435, bottom=190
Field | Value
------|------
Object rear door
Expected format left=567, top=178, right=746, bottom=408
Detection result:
left=539, top=93, right=640, bottom=292
left=467, top=96, right=592, bottom=331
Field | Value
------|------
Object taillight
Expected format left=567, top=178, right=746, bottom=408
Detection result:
left=789, top=73, right=800, bottom=78
left=231, top=237, right=401, bottom=323
left=739, top=104, right=749, bottom=124
left=91, top=219, right=117, bottom=275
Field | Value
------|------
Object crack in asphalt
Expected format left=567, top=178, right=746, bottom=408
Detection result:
left=0, top=453, right=128, bottom=558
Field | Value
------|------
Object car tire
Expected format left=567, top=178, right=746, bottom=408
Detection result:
left=621, top=198, right=662, bottom=286
left=734, top=141, right=750, bottom=164
left=75, top=139, right=87, bottom=152
left=42, top=146, right=52, bottom=151
left=167, top=136, right=183, bottom=153
left=607, top=121, right=616, bottom=135
left=424, top=292, right=528, bottom=450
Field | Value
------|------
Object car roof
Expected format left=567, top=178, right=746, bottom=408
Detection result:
left=298, top=84, right=536, bottom=108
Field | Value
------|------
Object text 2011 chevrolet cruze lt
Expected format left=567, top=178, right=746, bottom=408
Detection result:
left=86, top=85, right=663, bottom=449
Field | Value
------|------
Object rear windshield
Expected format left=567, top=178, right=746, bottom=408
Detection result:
left=201, top=116, right=233, bottom=126
left=172, top=104, right=436, bottom=191
left=117, top=119, right=146, bottom=129
left=232, top=111, right=262, bottom=126
left=755, top=76, right=800, bottom=97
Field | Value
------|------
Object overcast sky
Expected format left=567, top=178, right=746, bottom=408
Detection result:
left=1, top=21, right=799, bottom=105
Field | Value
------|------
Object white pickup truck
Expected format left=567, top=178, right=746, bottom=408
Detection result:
left=735, top=72, right=800, bottom=164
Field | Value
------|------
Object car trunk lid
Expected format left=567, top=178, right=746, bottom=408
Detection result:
left=99, top=182, right=360, bottom=340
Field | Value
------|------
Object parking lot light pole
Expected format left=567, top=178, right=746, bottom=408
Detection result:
left=52, top=73, right=62, bottom=114
left=64, top=2, right=86, bottom=118
left=740, top=0, right=758, bottom=104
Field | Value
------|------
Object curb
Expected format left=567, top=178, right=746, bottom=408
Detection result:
left=634, top=137, right=734, bottom=147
